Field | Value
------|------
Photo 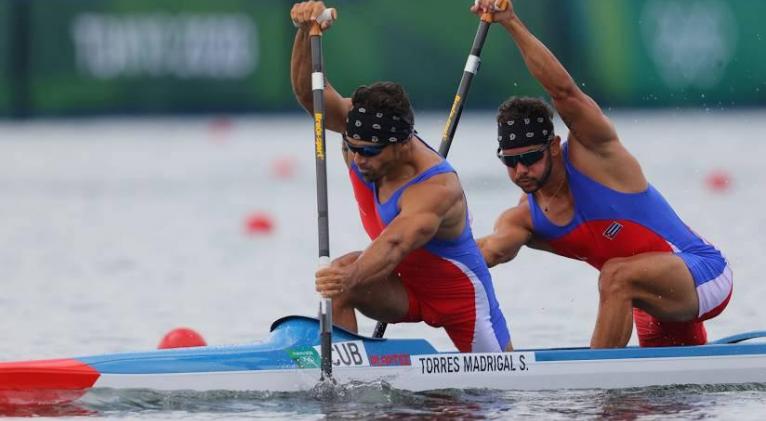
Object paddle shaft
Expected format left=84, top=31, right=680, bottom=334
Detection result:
left=310, top=23, right=332, bottom=380
left=372, top=6, right=504, bottom=339
left=438, top=20, right=490, bottom=157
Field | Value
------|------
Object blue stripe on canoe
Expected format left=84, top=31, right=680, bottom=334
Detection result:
left=533, top=343, right=766, bottom=362
left=79, top=316, right=437, bottom=374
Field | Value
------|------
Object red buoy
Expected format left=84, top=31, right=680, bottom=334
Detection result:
left=208, top=117, right=233, bottom=144
left=705, top=169, right=732, bottom=193
left=270, top=156, right=297, bottom=180
left=244, top=212, right=275, bottom=235
left=158, top=328, right=207, bottom=349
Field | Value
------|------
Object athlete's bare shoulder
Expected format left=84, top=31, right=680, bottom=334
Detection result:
left=566, top=134, right=648, bottom=193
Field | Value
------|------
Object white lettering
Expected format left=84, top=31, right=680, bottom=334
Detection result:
left=641, top=0, right=737, bottom=89
left=72, top=13, right=257, bottom=80
left=416, top=353, right=534, bottom=375
left=313, top=341, right=370, bottom=367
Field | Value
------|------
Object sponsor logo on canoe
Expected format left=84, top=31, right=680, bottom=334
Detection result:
left=369, top=353, right=412, bottom=367
left=312, top=340, right=370, bottom=367
left=415, top=352, right=534, bottom=375
left=287, top=346, right=321, bottom=369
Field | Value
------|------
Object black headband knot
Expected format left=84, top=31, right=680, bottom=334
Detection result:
left=345, top=106, right=413, bottom=143
left=497, top=115, right=553, bottom=149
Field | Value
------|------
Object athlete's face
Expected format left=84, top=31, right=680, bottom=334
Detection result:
left=345, top=137, right=400, bottom=182
left=499, top=143, right=553, bottom=193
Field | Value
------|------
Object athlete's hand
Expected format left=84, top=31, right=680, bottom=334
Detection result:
left=291, top=1, right=336, bottom=32
left=470, top=0, right=515, bottom=24
left=315, top=263, right=354, bottom=298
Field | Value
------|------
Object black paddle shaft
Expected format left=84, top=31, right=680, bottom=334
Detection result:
left=439, top=20, right=491, bottom=157
left=310, top=30, right=333, bottom=381
left=372, top=20, right=493, bottom=340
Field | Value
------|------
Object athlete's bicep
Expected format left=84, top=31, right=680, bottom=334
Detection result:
left=325, top=94, right=353, bottom=133
left=553, top=89, right=618, bottom=156
left=383, top=182, right=458, bottom=252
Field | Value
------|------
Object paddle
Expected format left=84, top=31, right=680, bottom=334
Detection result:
left=308, top=7, right=337, bottom=381
left=372, top=0, right=508, bottom=339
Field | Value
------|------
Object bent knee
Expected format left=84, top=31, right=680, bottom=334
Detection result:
left=340, top=283, right=382, bottom=308
left=598, top=258, right=635, bottom=299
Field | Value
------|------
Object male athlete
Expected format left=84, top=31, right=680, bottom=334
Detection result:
left=291, top=1, right=511, bottom=352
left=472, top=0, right=732, bottom=348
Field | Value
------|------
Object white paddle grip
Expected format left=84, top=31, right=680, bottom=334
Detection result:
left=312, top=72, right=324, bottom=91
left=316, top=8, right=336, bottom=25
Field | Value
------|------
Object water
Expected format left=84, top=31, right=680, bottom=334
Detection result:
left=1, top=111, right=765, bottom=418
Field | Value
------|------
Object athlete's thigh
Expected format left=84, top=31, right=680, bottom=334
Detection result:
left=349, top=273, right=410, bottom=324
left=609, top=252, right=698, bottom=321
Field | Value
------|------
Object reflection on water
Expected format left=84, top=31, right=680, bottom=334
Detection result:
left=8, top=382, right=745, bottom=419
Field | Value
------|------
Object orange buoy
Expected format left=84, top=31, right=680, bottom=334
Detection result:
left=158, top=327, right=207, bottom=349
left=244, top=212, right=275, bottom=235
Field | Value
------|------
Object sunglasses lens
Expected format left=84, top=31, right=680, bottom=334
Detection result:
left=360, top=147, right=384, bottom=157
left=498, top=149, right=545, bottom=168
left=498, top=155, right=518, bottom=167
left=519, top=150, right=544, bottom=166
left=345, top=138, right=387, bottom=157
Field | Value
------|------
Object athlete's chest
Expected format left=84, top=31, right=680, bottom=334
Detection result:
left=544, top=220, right=672, bottom=269
left=375, top=182, right=404, bottom=204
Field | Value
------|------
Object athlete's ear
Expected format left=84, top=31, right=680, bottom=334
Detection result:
left=550, top=135, right=562, bottom=155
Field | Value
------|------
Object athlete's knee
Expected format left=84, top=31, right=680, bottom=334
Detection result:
left=598, top=258, right=635, bottom=301
left=339, top=281, right=379, bottom=309
left=332, top=287, right=362, bottom=309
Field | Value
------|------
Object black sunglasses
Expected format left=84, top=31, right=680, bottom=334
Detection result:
left=497, top=142, right=550, bottom=168
left=344, top=137, right=391, bottom=157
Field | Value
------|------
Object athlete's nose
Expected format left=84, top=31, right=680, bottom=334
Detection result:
left=513, top=162, right=529, bottom=175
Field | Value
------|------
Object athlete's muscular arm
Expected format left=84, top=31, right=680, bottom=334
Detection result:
left=316, top=179, right=461, bottom=296
left=290, top=1, right=352, bottom=135
left=477, top=199, right=533, bottom=268
left=471, top=1, right=617, bottom=156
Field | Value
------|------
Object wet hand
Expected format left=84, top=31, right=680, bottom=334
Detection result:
left=291, top=1, right=336, bottom=31
left=315, top=265, right=352, bottom=298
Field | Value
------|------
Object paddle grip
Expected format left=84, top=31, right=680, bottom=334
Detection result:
left=480, top=0, right=509, bottom=23
left=309, top=8, right=337, bottom=36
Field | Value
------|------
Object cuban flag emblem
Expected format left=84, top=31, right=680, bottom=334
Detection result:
left=603, top=221, right=623, bottom=240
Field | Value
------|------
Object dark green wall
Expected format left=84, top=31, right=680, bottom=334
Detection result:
left=0, top=1, right=12, bottom=115
left=1, top=0, right=764, bottom=117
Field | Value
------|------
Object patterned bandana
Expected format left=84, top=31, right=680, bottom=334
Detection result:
left=497, top=115, right=554, bottom=149
left=345, top=106, right=413, bottom=143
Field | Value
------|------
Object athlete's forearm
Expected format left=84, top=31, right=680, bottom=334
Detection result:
left=346, top=236, right=408, bottom=287
left=289, top=27, right=350, bottom=134
left=290, top=28, right=314, bottom=113
left=348, top=217, right=438, bottom=287
left=501, top=17, right=579, bottom=102
left=478, top=235, right=520, bottom=268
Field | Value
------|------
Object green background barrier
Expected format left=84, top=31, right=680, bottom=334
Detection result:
left=1, top=0, right=764, bottom=117
left=25, top=0, right=292, bottom=115
left=320, top=0, right=560, bottom=112
left=568, top=0, right=766, bottom=107
left=0, top=1, right=12, bottom=115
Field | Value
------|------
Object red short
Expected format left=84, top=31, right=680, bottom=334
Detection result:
left=633, top=288, right=732, bottom=347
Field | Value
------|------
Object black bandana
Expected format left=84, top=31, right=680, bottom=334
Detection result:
left=345, top=106, right=413, bottom=143
left=497, top=115, right=554, bottom=149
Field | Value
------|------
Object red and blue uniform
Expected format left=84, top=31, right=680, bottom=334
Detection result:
left=529, top=142, right=733, bottom=346
left=349, top=153, right=510, bottom=353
